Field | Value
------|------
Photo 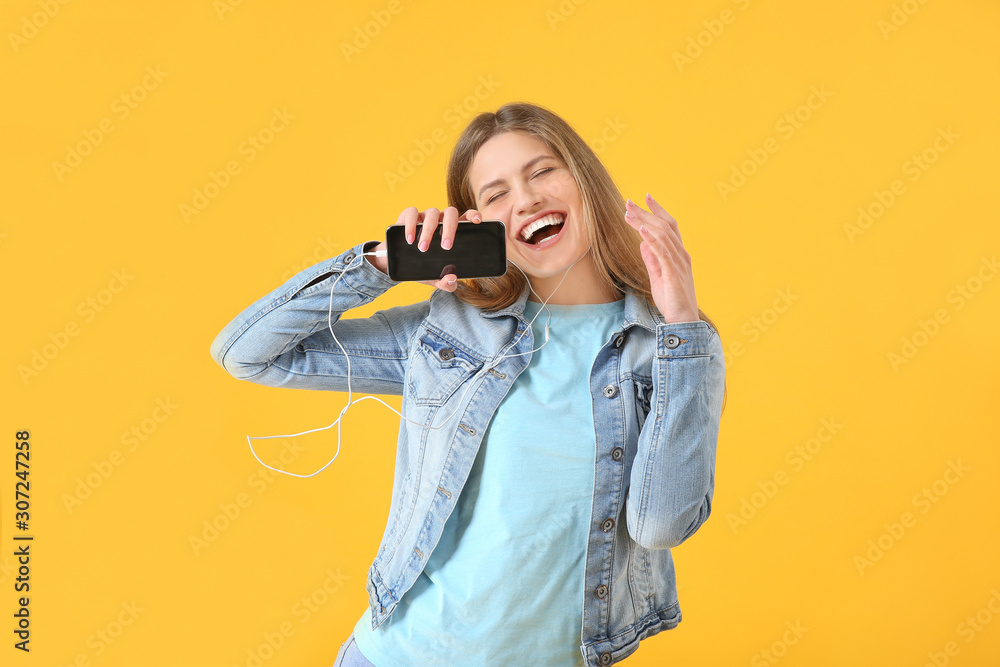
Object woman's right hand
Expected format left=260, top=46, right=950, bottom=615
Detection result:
left=367, top=206, right=483, bottom=292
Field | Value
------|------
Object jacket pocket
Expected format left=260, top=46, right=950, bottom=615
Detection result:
left=633, top=377, right=654, bottom=426
left=406, top=327, right=484, bottom=407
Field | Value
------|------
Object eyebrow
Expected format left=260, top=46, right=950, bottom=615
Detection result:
left=476, top=154, right=556, bottom=201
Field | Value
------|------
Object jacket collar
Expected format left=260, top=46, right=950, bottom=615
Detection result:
left=480, top=283, right=663, bottom=333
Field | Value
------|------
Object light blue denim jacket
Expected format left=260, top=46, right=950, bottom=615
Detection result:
left=209, top=241, right=726, bottom=667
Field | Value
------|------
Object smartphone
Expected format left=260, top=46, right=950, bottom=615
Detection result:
left=385, top=220, right=508, bottom=282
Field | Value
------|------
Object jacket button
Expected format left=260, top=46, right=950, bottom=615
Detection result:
left=611, top=447, right=624, bottom=462
left=614, top=334, right=624, bottom=348
left=665, top=333, right=681, bottom=349
left=602, top=384, right=618, bottom=398
left=601, top=518, right=615, bottom=532
left=599, top=652, right=613, bottom=665
left=439, top=348, right=455, bottom=361
left=343, top=252, right=356, bottom=264
left=595, top=584, right=608, bottom=599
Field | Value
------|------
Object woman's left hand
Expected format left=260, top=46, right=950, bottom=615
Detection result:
left=624, top=193, right=700, bottom=324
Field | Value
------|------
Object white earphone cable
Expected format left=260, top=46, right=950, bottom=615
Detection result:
left=246, top=245, right=592, bottom=478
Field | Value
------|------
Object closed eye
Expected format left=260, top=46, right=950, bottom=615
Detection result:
left=485, top=168, right=555, bottom=204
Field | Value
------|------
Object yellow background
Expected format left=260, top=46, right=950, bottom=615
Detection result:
left=3, top=0, right=999, bottom=665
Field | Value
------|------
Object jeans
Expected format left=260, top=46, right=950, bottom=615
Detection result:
left=333, top=632, right=376, bottom=667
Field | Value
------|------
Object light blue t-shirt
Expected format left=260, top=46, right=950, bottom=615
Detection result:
left=353, top=297, right=626, bottom=666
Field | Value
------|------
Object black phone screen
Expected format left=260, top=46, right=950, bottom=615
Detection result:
left=385, top=220, right=508, bottom=282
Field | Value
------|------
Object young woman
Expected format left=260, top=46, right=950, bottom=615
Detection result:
left=210, top=102, right=727, bottom=667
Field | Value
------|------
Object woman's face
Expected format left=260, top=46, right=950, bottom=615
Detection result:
left=468, top=130, right=590, bottom=282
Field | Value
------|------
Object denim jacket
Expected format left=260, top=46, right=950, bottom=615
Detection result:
left=209, top=241, right=726, bottom=667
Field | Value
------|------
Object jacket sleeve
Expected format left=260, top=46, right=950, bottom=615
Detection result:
left=625, top=319, right=726, bottom=550
left=209, top=241, right=428, bottom=395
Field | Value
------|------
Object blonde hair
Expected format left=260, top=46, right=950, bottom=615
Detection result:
left=445, top=102, right=726, bottom=413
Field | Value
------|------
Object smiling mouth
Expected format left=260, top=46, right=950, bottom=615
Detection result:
left=520, top=212, right=565, bottom=246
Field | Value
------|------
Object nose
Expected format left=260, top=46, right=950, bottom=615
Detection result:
left=514, top=180, right=544, bottom=219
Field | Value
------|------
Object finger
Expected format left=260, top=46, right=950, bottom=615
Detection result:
left=639, top=241, right=663, bottom=283
left=644, top=192, right=683, bottom=244
left=626, top=200, right=682, bottom=258
left=626, top=196, right=672, bottom=233
left=641, top=214, right=691, bottom=267
left=400, top=206, right=419, bottom=245
left=624, top=197, right=655, bottom=232
left=638, top=221, right=678, bottom=279
left=418, top=207, right=441, bottom=252
left=644, top=193, right=676, bottom=224
left=416, top=274, right=457, bottom=290
left=430, top=273, right=458, bottom=292
left=625, top=201, right=668, bottom=249
left=461, top=209, right=483, bottom=224
left=440, top=207, right=460, bottom=250
left=636, top=217, right=674, bottom=253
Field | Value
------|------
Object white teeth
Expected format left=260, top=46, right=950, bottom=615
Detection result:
left=520, top=213, right=565, bottom=242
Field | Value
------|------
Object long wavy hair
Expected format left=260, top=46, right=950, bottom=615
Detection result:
left=445, top=102, right=726, bottom=413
